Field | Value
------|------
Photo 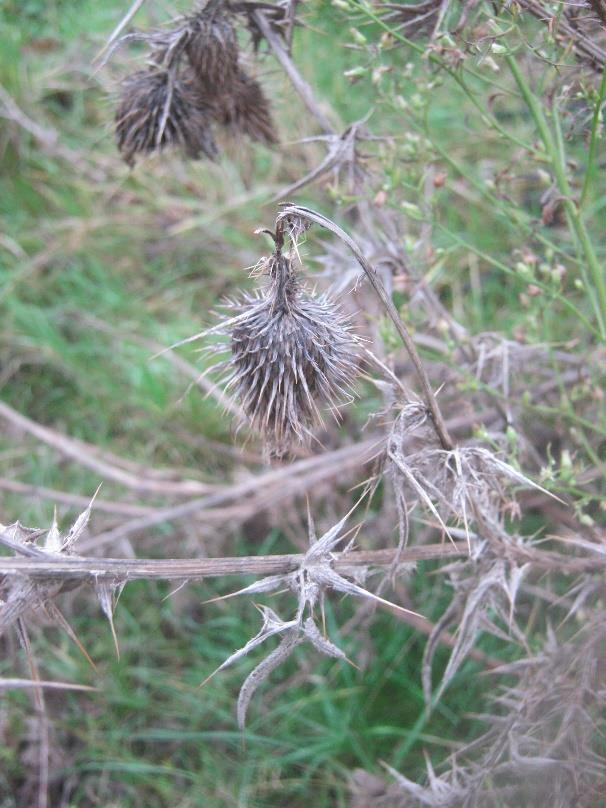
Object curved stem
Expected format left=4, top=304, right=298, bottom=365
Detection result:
left=277, top=205, right=454, bottom=450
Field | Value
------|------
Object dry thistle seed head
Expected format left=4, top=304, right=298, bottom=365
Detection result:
left=185, top=3, right=240, bottom=90
left=223, top=249, right=358, bottom=457
left=214, top=68, right=278, bottom=145
left=115, top=68, right=218, bottom=166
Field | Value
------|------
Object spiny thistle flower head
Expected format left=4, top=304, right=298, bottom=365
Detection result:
left=115, top=68, right=217, bottom=166
left=220, top=247, right=359, bottom=457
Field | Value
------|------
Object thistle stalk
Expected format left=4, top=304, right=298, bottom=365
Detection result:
left=275, top=206, right=455, bottom=450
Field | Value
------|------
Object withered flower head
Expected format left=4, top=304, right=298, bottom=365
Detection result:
left=115, top=68, right=218, bottom=166
left=222, top=249, right=358, bottom=457
left=185, top=3, right=239, bottom=89
left=215, top=68, right=277, bottom=145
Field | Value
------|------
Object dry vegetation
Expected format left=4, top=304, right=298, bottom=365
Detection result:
left=1, top=0, right=606, bottom=806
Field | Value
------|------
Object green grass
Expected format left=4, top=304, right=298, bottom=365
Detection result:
left=2, top=567, right=495, bottom=807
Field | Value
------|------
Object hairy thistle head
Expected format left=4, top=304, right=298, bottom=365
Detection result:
left=222, top=248, right=358, bottom=457
left=115, top=68, right=217, bottom=166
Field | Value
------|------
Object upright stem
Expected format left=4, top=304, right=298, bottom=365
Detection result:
left=580, top=66, right=606, bottom=209
left=277, top=205, right=455, bottom=450
left=506, top=54, right=606, bottom=341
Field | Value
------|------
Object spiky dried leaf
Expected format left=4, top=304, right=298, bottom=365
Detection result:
left=200, top=605, right=298, bottom=687
left=236, top=629, right=300, bottom=729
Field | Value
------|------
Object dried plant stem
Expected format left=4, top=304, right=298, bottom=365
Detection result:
left=0, top=400, right=214, bottom=496
left=0, top=83, right=57, bottom=148
left=0, top=679, right=96, bottom=692
left=277, top=206, right=454, bottom=450
left=82, top=437, right=381, bottom=550
left=0, top=479, right=155, bottom=517
left=96, top=0, right=149, bottom=63
left=1, top=540, right=599, bottom=585
left=517, top=0, right=606, bottom=68
left=17, top=620, right=49, bottom=808
left=252, top=9, right=335, bottom=134
left=0, top=542, right=467, bottom=582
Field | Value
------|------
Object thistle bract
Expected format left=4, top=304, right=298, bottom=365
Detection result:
left=112, top=1, right=277, bottom=163
left=223, top=251, right=358, bottom=456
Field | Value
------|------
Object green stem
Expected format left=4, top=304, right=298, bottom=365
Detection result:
left=506, top=54, right=606, bottom=340
left=422, top=113, right=585, bottom=270
left=580, top=66, right=606, bottom=209
left=349, top=1, right=536, bottom=154
left=436, top=224, right=601, bottom=340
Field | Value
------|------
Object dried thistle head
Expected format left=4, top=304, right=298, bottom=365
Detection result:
left=185, top=3, right=239, bottom=89
left=221, top=248, right=358, bottom=457
left=214, top=68, right=277, bottom=145
left=115, top=68, right=218, bottom=166
left=110, top=0, right=279, bottom=162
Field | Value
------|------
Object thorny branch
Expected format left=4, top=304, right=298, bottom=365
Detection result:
left=0, top=540, right=467, bottom=583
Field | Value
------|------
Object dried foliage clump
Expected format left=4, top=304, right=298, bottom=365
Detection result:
left=350, top=608, right=606, bottom=807
left=110, top=0, right=277, bottom=164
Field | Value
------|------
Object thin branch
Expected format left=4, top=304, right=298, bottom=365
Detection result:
left=95, top=0, right=149, bottom=63
left=81, top=437, right=382, bottom=550
left=0, top=679, right=96, bottom=692
left=0, top=479, right=154, bottom=517
left=0, top=83, right=57, bottom=147
left=252, top=9, right=335, bottom=134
